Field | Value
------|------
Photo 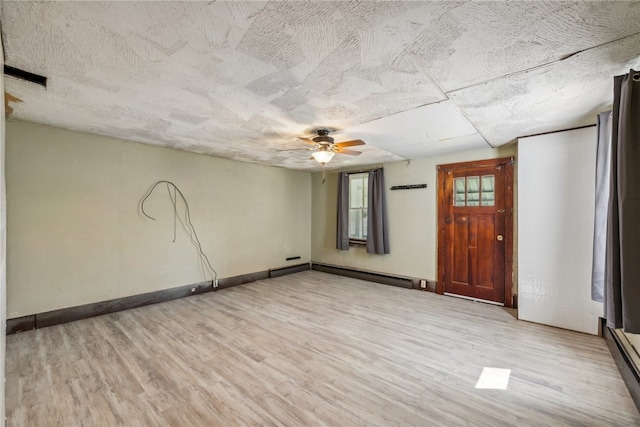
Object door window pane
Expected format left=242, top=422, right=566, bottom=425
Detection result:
left=481, top=175, right=495, bottom=206
left=454, top=177, right=466, bottom=206
left=467, top=176, right=480, bottom=206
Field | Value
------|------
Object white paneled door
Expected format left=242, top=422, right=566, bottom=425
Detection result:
left=518, top=127, right=603, bottom=335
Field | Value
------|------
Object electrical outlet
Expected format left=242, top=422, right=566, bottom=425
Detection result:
left=420, top=279, right=427, bottom=289
left=213, top=279, right=219, bottom=288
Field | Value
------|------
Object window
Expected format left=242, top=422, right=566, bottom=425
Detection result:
left=348, top=173, right=368, bottom=241
left=453, top=175, right=495, bottom=207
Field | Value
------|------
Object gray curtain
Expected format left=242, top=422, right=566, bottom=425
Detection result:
left=366, top=168, right=390, bottom=254
left=591, top=111, right=611, bottom=302
left=336, top=172, right=349, bottom=250
left=605, top=69, right=640, bottom=332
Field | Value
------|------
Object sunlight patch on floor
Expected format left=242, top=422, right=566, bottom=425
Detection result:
left=475, top=367, right=511, bottom=390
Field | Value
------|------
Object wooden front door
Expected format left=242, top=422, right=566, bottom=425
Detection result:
left=437, top=158, right=514, bottom=307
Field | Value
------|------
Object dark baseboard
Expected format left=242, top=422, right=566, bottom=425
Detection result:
left=217, top=270, right=269, bottom=290
left=604, top=324, right=640, bottom=412
left=7, top=263, right=423, bottom=334
left=269, top=263, right=310, bottom=278
left=35, top=279, right=217, bottom=330
left=7, top=269, right=271, bottom=334
left=6, top=315, right=36, bottom=334
left=311, top=262, right=422, bottom=289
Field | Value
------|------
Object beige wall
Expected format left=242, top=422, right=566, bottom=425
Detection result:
left=311, top=145, right=516, bottom=283
left=6, top=120, right=311, bottom=318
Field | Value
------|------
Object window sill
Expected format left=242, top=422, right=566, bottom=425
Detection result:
left=349, top=239, right=367, bottom=247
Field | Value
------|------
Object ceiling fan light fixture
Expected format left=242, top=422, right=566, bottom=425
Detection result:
left=312, top=150, right=335, bottom=164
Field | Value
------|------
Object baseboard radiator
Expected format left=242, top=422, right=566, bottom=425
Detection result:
left=311, top=262, right=419, bottom=289
left=269, top=262, right=310, bottom=278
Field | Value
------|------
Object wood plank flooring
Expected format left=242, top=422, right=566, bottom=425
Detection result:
left=6, top=271, right=640, bottom=426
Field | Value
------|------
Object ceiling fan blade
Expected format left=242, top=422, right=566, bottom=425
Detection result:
left=334, top=148, right=362, bottom=156
left=334, top=139, right=365, bottom=148
left=276, top=148, right=312, bottom=152
left=297, top=137, right=316, bottom=145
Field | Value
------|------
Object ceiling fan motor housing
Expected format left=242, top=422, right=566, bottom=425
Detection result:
left=312, top=129, right=334, bottom=144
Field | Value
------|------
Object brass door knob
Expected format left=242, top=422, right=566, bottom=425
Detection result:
left=497, top=235, right=504, bottom=241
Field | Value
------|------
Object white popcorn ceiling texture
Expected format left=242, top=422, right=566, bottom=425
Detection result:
left=2, top=1, right=640, bottom=170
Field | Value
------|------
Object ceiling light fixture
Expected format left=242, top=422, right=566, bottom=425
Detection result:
left=311, top=147, right=335, bottom=164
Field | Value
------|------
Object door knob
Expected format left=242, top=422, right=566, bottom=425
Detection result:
left=496, top=235, right=504, bottom=241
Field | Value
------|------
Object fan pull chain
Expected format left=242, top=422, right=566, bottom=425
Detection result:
left=322, top=165, right=326, bottom=184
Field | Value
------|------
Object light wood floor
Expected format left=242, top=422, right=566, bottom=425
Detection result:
left=6, top=271, right=640, bottom=426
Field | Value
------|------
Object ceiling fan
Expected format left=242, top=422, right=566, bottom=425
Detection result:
left=292, top=129, right=366, bottom=165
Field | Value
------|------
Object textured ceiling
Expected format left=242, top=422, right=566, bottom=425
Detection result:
left=2, top=1, right=640, bottom=171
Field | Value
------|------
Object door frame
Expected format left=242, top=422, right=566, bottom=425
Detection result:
left=437, top=157, right=515, bottom=308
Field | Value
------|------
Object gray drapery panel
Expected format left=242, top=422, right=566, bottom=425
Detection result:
left=336, top=172, right=350, bottom=250
left=605, top=69, right=640, bottom=332
left=366, top=168, right=390, bottom=254
left=591, top=111, right=612, bottom=302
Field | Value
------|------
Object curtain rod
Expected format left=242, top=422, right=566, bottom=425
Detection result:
left=344, top=169, right=374, bottom=175
left=341, top=164, right=384, bottom=175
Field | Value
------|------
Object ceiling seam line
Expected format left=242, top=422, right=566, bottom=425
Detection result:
left=446, top=30, right=640, bottom=95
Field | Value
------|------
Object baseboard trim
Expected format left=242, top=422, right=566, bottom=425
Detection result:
left=6, top=315, right=36, bottom=334
left=217, top=270, right=269, bottom=290
left=604, top=324, right=640, bottom=412
left=269, top=263, right=310, bottom=278
left=311, top=262, right=429, bottom=290
left=7, top=264, right=427, bottom=333
left=7, top=269, right=271, bottom=334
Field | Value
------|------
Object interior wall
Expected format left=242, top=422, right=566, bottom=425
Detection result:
left=1, top=32, right=7, bottom=425
left=6, top=120, right=311, bottom=318
left=518, top=127, right=602, bottom=335
left=311, top=145, right=516, bottom=283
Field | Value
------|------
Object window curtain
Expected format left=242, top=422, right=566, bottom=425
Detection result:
left=591, top=111, right=611, bottom=302
left=605, top=69, right=640, bottom=332
left=0, top=41, right=6, bottom=423
left=366, top=168, right=390, bottom=254
left=336, top=172, right=349, bottom=250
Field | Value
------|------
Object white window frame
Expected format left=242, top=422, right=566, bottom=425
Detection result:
left=348, top=173, right=368, bottom=242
